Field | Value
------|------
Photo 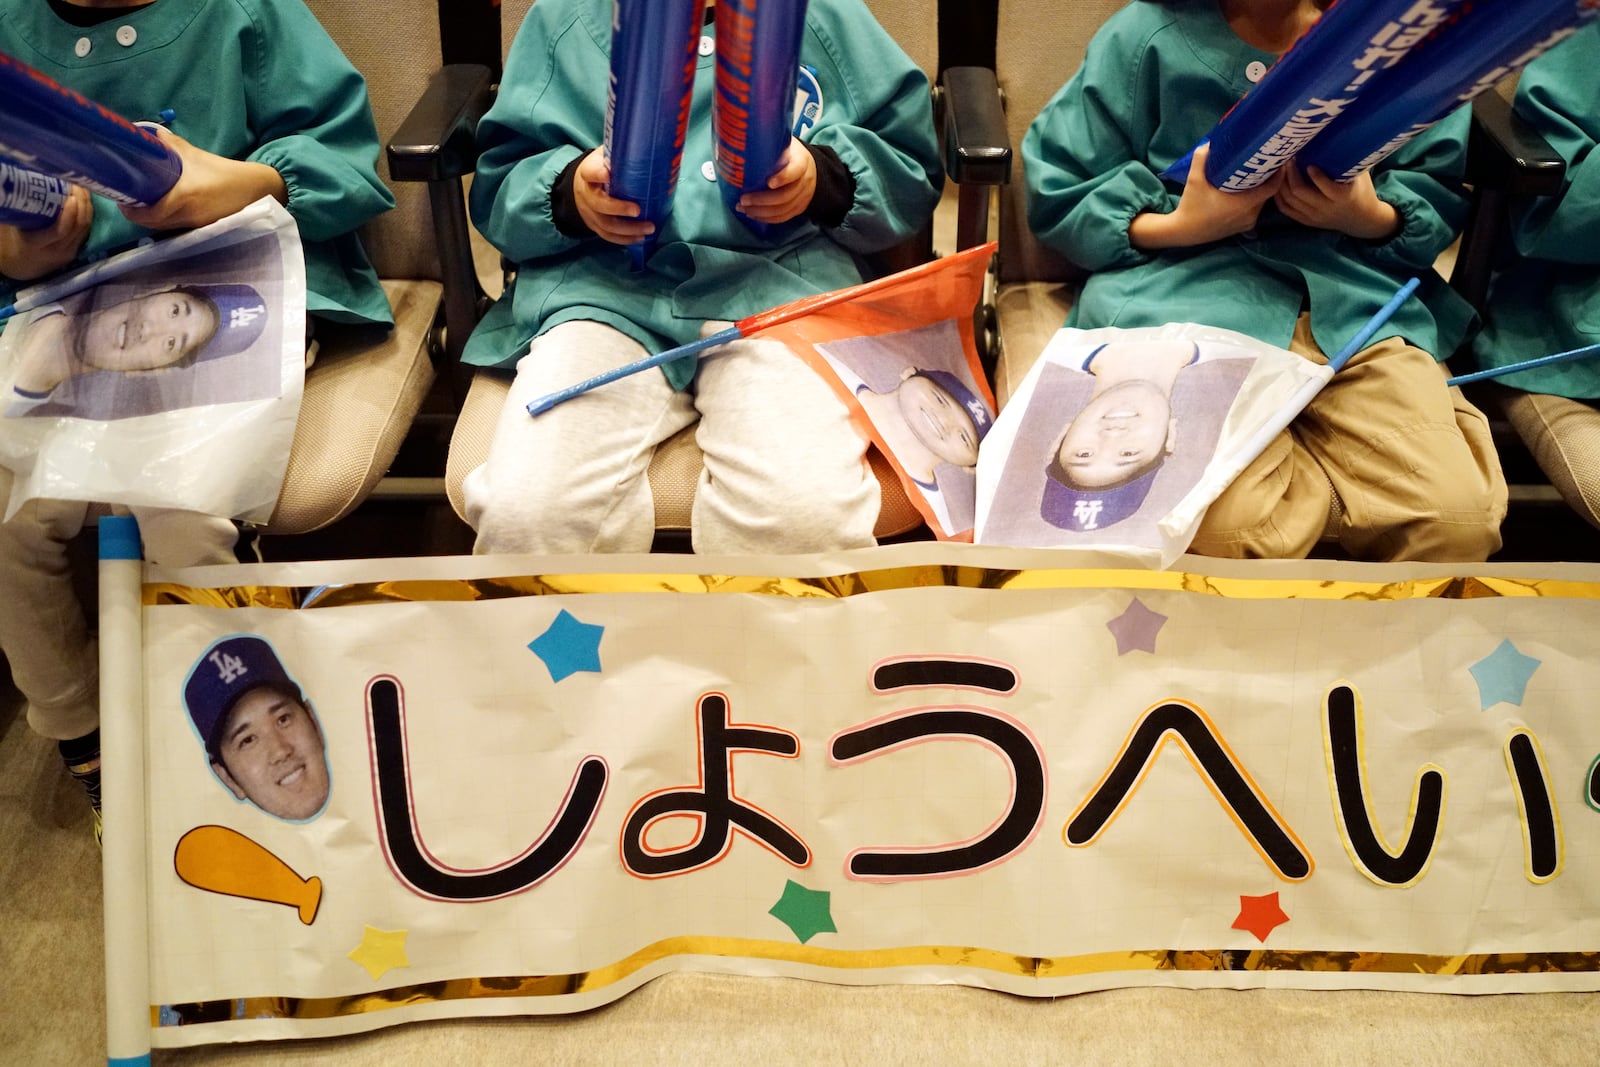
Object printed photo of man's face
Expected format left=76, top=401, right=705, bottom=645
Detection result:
left=185, top=635, right=332, bottom=823
left=74, top=287, right=221, bottom=373
left=210, top=685, right=331, bottom=822
left=1053, top=379, right=1175, bottom=490
left=895, top=371, right=984, bottom=469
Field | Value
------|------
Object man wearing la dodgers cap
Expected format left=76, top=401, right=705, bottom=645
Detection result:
left=854, top=365, right=994, bottom=489
left=8, top=281, right=268, bottom=415
left=1038, top=338, right=1198, bottom=533
left=184, top=634, right=330, bottom=822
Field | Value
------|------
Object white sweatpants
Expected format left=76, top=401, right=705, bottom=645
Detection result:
left=0, top=465, right=238, bottom=740
left=464, top=320, right=879, bottom=555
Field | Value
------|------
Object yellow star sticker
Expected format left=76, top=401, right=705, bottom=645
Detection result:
left=348, top=925, right=410, bottom=981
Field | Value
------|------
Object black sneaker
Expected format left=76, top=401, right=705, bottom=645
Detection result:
left=59, top=729, right=102, bottom=845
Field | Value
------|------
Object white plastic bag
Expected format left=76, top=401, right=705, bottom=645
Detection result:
left=0, top=197, right=305, bottom=522
left=975, top=323, right=1332, bottom=567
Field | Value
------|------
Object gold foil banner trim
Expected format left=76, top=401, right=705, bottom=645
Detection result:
left=143, top=569, right=1595, bottom=608
left=153, top=941, right=1600, bottom=1025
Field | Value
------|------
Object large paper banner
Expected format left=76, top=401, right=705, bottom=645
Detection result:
left=106, top=543, right=1600, bottom=1051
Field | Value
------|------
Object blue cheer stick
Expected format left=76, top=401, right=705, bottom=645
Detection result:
left=1327, top=276, right=1420, bottom=372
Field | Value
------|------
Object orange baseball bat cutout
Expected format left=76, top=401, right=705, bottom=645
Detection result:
left=174, top=825, right=323, bottom=925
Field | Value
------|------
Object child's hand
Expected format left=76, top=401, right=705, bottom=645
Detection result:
left=1130, top=144, right=1281, bottom=250
left=1275, top=164, right=1400, bottom=240
left=0, top=184, right=92, bottom=281
left=736, top=138, right=816, bottom=224
left=119, top=127, right=286, bottom=232
left=573, top=149, right=656, bottom=246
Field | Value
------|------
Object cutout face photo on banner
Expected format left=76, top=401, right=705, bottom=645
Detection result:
left=4, top=236, right=284, bottom=422
left=814, top=319, right=995, bottom=539
left=183, top=634, right=331, bottom=823
left=977, top=332, right=1252, bottom=553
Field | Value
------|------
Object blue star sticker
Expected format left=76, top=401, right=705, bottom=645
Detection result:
left=1468, top=639, right=1541, bottom=711
left=1107, top=597, right=1167, bottom=656
left=528, top=609, right=604, bottom=683
left=768, top=880, right=836, bottom=944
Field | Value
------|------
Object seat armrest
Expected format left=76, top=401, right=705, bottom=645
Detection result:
left=938, top=65, right=1010, bottom=258
left=387, top=63, right=493, bottom=183
left=936, top=66, right=1010, bottom=378
left=1450, top=92, right=1568, bottom=312
left=1465, top=90, right=1565, bottom=198
left=938, top=65, right=1011, bottom=187
left=385, top=63, right=494, bottom=372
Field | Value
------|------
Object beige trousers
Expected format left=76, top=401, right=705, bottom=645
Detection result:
left=1191, top=315, right=1508, bottom=562
left=0, top=466, right=238, bottom=740
left=464, top=320, right=879, bottom=555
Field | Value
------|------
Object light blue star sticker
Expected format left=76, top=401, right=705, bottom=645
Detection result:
left=1107, top=597, right=1167, bottom=656
left=528, top=609, right=604, bottom=683
left=1468, top=639, right=1541, bottom=711
left=768, top=880, right=836, bottom=944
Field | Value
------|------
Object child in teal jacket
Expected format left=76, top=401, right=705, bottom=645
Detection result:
left=1470, top=23, right=1600, bottom=527
left=1023, top=0, right=1506, bottom=562
left=461, top=0, right=943, bottom=556
left=0, top=0, right=394, bottom=834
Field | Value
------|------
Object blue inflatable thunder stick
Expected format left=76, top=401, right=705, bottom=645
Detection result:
left=0, top=49, right=182, bottom=229
left=714, top=0, right=810, bottom=237
left=603, top=0, right=703, bottom=271
left=1298, top=0, right=1600, bottom=179
left=0, top=157, right=69, bottom=230
left=1162, top=0, right=1470, bottom=190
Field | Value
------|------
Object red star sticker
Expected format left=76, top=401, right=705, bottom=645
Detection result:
left=1232, top=891, right=1290, bottom=943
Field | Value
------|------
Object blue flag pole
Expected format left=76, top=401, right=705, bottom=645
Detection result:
left=1327, top=276, right=1420, bottom=372
left=1446, top=342, right=1600, bottom=387
left=526, top=326, right=742, bottom=416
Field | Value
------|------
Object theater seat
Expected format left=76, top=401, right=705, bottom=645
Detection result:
left=252, top=0, right=450, bottom=535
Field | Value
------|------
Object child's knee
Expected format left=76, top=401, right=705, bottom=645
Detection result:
left=1366, top=466, right=1506, bottom=562
left=1189, top=433, right=1329, bottom=559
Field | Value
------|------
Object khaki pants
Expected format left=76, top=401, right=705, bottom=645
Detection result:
left=1191, top=315, right=1508, bottom=562
left=0, top=467, right=238, bottom=740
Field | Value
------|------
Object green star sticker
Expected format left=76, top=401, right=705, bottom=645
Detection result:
left=768, top=879, right=836, bottom=944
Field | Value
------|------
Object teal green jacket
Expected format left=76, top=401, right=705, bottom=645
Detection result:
left=1474, top=24, right=1600, bottom=398
left=465, top=0, right=943, bottom=390
left=0, top=0, right=394, bottom=326
left=1021, top=0, right=1474, bottom=361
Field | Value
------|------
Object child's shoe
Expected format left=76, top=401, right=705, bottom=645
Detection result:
left=58, top=729, right=102, bottom=844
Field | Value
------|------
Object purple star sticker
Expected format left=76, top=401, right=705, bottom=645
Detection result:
left=1107, top=597, right=1167, bottom=656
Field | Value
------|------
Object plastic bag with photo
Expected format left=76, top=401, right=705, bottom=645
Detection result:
left=0, top=197, right=305, bottom=522
left=974, top=323, right=1332, bottom=568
